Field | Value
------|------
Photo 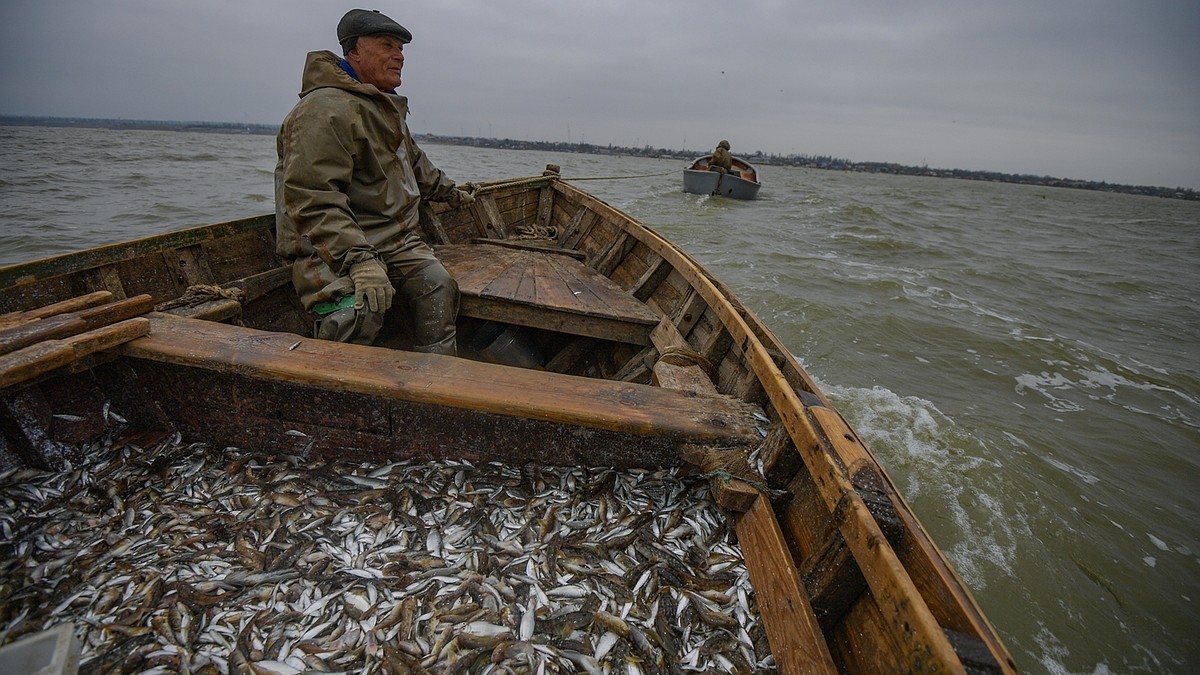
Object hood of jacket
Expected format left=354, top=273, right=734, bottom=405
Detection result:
left=296, top=50, right=409, bottom=113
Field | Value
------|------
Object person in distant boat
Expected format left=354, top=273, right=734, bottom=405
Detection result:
left=709, top=140, right=733, bottom=174
left=275, top=8, right=474, bottom=355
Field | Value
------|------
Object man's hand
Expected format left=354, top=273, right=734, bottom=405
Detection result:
left=447, top=184, right=476, bottom=209
left=349, top=259, right=394, bottom=313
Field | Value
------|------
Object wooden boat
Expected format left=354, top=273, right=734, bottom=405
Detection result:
left=683, top=155, right=762, bottom=200
left=0, top=167, right=1014, bottom=673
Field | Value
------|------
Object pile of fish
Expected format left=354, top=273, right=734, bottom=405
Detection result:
left=0, top=431, right=775, bottom=673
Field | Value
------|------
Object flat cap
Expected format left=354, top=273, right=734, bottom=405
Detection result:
left=338, top=9, right=412, bottom=48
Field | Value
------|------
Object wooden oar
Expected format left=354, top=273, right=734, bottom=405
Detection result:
left=0, top=318, right=151, bottom=390
left=0, top=290, right=114, bottom=329
left=0, top=294, right=153, bottom=356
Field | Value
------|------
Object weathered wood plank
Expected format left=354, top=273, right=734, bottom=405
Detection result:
left=0, top=386, right=74, bottom=469
left=468, top=238, right=585, bottom=260
left=943, top=629, right=1004, bottom=674
left=778, top=412, right=966, bottom=673
left=809, top=407, right=905, bottom=540
left=0, top=216, right=276, bottom=290
left=593, top=230, right=635, bottom=277
left=536, top=184, right=554, bottom=231
left=199, top=229, right=281, bottom=281
left=121, top=314, right=764, bottom=448
left=0, top=291, right=114, bottom=328
left=229, top=265, right=293, bottom=303
left=0, top=295, right=153, bottom=356
left=476, top=194, right=509, bottom=239
left=631, top=256, right=672, bottom=301
left=160, top=245, right=215, bottom=289
left=0, top=341, right=76, bottom=390
left=711, top=475, right=760, bottom=513
left=808, top=406, right=1015, bottom=670
left=577, top=216, right=620, bottom=266
left=436, top=245, right=660, bottom=344
left=542, top=336, right=600, bottom=374
left=418, top=202, right=451, bottom=245
left=129, top=359, right=682, bottom=468
left=0, top=314, right=87, bottom=356
left=458, top=297, right=654, bottom=345
left=75, top=294, right=155, bottom=328
left=162, top=298, right=242, bottom=322
left=533, top=256, right=573, bottom=309
left=801, top=517, right=867, bottom=634
left=649, top=318, right=719, bottom=396
left=95, top=265, right=128, bottom=300
left=735, top=492, right=839, bottom=675
left=559, top=209, right=597, bottom=250
left=0, top=318, right=151, bottom=390
left=758, top=421, right=804, bottom=491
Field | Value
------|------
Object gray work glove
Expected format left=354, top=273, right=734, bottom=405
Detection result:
left=447, top=184, right=476, bottom=208
left=348, top=259, right=394, bottom=314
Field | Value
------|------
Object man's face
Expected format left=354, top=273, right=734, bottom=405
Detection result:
left=348, top=34, right=405, bottom=91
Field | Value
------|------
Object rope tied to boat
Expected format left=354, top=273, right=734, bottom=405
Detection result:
left=154, top=284, right=245, bottom=312
left=471, top=175, right=559, bottom=195
left=657, top=346, right=718, bottom=384
left=703, top=468, right=787, bottom=500
left=468, top=169, right=676, bottom=196
left=563, top=170, right=676, bottom=182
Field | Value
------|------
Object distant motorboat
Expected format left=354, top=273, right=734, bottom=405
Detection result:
left=683, top=155, right=762, bottom=200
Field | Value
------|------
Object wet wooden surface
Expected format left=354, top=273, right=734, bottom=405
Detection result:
left=120, top=313, right=764, bottom=454
left=436, top=243, right=660, bottom=345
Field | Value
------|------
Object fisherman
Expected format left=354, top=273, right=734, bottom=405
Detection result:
left=275, top=8, right=474, bottom=354
left=709, top=140, right=733, bottom=174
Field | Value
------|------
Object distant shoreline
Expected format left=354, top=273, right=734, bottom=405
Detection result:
left=3, top=115, right=1195, bottom=201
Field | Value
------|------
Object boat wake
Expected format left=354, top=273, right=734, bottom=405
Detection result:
left=819, top=381, right=1024, bottom=590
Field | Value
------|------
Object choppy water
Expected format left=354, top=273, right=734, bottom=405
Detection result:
left=3, top=125, right=1199, bottom=673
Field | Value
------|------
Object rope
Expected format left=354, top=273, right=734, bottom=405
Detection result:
left=513, top=223, right=558, bottom=240
left=657, top=346, right=718, bottom=384
left=154, top=284, right=245, bottom=312
left=468, top=169, right=676, bottom=195
left=702, top=468, right=786, bottom=499
left=471, top=175, right=558, bottom=195
left=564, top=170, right=676, bottom=182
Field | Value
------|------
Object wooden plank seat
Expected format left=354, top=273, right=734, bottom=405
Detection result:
left=435, top=243, right=661, bottom=345
left=116, top=313, right=764, bottom=467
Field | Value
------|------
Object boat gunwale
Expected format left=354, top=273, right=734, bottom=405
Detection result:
left=0, top=214, right=277, bottom=290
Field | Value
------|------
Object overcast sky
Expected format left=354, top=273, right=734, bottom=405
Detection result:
left=2, top=0, right=1198, bottom=189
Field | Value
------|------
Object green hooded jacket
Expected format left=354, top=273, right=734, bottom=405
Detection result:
left=275, top=50, right=459, bottom=309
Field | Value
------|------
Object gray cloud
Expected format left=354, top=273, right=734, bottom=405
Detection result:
left=2, top=0, right=1197, bottom=188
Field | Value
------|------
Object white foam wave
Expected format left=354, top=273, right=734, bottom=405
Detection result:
left=818, top=381, right=1023, bottom=589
